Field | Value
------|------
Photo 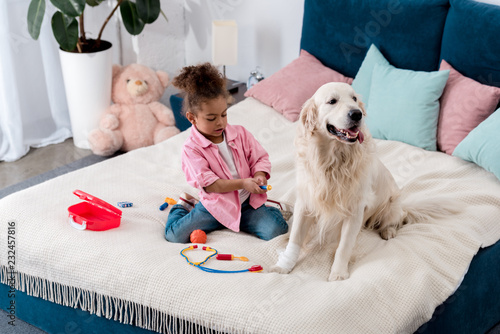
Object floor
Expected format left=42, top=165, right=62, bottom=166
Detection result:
left=0, top=139, right=92, bottom=190
left=0, top=309, right=46, bottom=334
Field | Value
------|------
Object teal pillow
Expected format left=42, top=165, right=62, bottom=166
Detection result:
left=351, top=44, right=390, bottom=107
left=366, top=64, right=449, bottom=151
left=453, top=109, right=500, bottom=180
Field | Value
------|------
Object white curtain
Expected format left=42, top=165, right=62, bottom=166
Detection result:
left=0, top=0, right=72, bottom=162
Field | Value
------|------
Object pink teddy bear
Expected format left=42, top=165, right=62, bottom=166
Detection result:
left=89, top=64, right=180, bottom=156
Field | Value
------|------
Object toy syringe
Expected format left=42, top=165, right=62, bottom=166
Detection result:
left=216, top=254, right=249, bottom=261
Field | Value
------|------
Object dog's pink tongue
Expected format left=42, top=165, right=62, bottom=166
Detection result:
left=358, top=130, right=364, bottom=144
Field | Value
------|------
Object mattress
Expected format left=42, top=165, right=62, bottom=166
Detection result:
left=1, top=97, right=500, bottom=333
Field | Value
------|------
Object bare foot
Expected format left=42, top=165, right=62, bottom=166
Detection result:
left=178, top=192, right=199, bottom=211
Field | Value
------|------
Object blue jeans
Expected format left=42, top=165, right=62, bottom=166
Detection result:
left=165, top=198, right=288, bottom=243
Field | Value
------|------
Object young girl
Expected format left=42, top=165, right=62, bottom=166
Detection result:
left=165, top=63, right=288, bottom=243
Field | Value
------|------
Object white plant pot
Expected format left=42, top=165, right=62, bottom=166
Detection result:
left=59, top=42, right=113, bottom=149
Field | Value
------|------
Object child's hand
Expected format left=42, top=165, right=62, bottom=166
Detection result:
left=242, top=178, right=267, bottom=194
left=253, top=172, right=268, bottom=188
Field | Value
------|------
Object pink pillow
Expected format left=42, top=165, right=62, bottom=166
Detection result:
left=244, top=50, right=353, bottom=122
left=437, top=60, right=500, bottom=154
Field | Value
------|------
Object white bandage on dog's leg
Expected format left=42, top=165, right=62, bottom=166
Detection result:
left=276, top=242, right=301, bottom=272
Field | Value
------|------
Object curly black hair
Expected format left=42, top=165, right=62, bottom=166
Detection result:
left=172, top=63, right=230, bottom=115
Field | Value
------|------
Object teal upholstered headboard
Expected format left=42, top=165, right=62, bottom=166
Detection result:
left=300, top=0, right=500, bottom=88
left=440, top=0, right=500, bottom=87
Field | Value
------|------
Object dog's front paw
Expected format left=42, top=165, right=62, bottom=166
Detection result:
left=268, top=264, right=292, bottom=274
left=328, top=270, right=350, bottom=281
left=380, top=226, right=397, bottom=240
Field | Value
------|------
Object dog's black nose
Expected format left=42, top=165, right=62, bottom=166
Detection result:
left=348, top=109, right=362, bottom=122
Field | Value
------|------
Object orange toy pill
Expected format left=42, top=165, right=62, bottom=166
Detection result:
left=165, top=197, right=177, bottom=205
left=190, top=229, right=207, bottom=244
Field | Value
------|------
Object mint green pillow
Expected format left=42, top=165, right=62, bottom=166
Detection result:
left=365, top=64, right=449, bottom=151
left=453, top=109, right=500, bottom=180
left=351, top=44, right=390, bottom=107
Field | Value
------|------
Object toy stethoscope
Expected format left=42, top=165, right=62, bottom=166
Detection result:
left=180, top=245, right=263, bottom=273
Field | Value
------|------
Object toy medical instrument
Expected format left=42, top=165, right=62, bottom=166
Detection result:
left=216, top=254, right=249, bottom=261
left=159, top=197, right=177, bottom=211
left=259, top=185, right=272, bottom=190
left=68, top=190, right=122, bottom=231
left=180, top=245, right=262, bottom=273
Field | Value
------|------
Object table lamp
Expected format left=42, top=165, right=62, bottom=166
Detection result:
left=212, top=20, right=238, bottom=78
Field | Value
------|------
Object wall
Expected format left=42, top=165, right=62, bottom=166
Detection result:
left=88, top=1, right=305, bottom=103
left=183, top=0, right=305, bottom=83
left=86, top=0, right=500, bottom=83
left=86, top=0, right=186, bottom=106
left=116, top=0, right=305, bottom=85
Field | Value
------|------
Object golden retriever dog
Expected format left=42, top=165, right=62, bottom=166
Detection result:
left=270, top=82, right=453, bottom=281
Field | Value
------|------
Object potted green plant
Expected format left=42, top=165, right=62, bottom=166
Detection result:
left=27, top=0, right=166, bottom=149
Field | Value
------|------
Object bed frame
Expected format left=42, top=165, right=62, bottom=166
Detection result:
left=1, top=0, right=500, bottom=333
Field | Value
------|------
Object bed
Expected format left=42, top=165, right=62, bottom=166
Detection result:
left=2, top=0, right=500, bottom=333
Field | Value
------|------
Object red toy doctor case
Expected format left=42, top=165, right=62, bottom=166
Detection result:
left=68, top=190, right=122, bottom=231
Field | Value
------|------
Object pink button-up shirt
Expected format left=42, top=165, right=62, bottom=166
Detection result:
left=181, top=124, right=271, bottom=231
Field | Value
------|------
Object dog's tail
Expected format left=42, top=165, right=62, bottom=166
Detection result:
left=402, top=195, right=459, bottom=225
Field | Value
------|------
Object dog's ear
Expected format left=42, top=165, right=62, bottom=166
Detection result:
left=300, top=97, right=318, bottom=132
left=356, top=94, right=367, bottom=116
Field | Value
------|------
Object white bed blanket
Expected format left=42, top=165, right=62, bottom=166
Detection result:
left=1, top=97, right=500, bottom=334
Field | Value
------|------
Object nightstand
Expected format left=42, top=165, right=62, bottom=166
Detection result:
left=226, top=79, right=247, bottom=104
left=169, top=79, right=247, bottom=132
